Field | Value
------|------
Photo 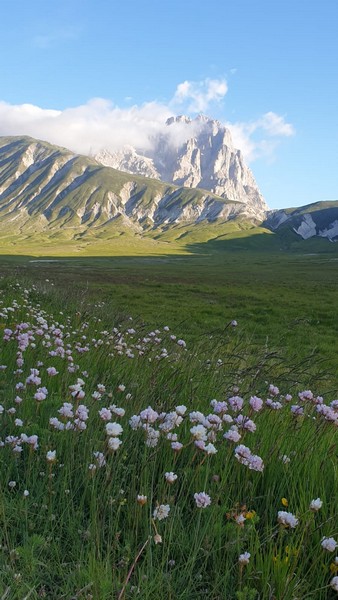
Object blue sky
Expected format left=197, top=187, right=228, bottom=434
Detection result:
left=0, top=0, right=336, bottom=209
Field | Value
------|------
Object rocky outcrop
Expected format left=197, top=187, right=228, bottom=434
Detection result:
left=94, top=115, right=268, bottom=220
left=265, top=203, right=338, bottom=242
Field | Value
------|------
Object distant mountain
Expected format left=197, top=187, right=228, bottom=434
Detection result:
left=0, top=135, right=336, bottom=250
left=265, top=201, right=338, bottom=242
left=94, top=115, right=268, bottom=220
left=0, top=135, right=263, bottom=243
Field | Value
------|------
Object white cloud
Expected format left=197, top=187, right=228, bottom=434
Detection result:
left=0, top=82, right=294, bottom=162
left=171, top=78, right=228, bottom=113
left=226, top=112, right=295, bottom=162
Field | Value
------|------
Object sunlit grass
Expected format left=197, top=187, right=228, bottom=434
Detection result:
left=0, top=273, right=336, bottom=598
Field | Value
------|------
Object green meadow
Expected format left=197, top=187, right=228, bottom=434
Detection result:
left=0, top=240, right=337, bottom=599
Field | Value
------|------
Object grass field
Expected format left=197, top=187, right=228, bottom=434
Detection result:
left=0, top=245, right=337, bottom=599
left=1, top=245, right=338, bottom=387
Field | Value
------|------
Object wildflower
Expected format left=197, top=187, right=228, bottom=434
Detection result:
left=238, top=552, right=250, bottom=565
left=266, top=399, right=283, bottom=410
left=310, top=498, right=323, bottom=511
left=58, top=403, right=74, bottom=418
left=269, top=384, right=279, bottom=396
left=165, top=472, right=177, bottom=484
left=281, top=498, right=289, bottom=507
left=99, top=408, right=112, bottom=421
left=93, top=452, right=106, bottom=468
left=76, top=405, right=89, bottom=421
left=140, top=406, right=159, bottom=423
left=137, top=495, right=147, bottom=505
left=277, top=511, right=299, bottom=528
left=23, top=490, right=29, bottom=497
left=8, top=481, right=16, bottom=489
left=291, top=405, right=304, bottom=416
left=111, top=406, right=125, bottom=417
left=175, top=405, right=187, bottom=416
left=331, top=577, right=338, bottom=592
left=235, top=514, right=246, bottom=526
left=153, top=504, right=170, bottom=520
left=171, top=441, right=183, bottom=452
left=249, top=396, right=263, bottom=412
left=234, top=445, right=264, bottom=472
left=190, top=424, right=207, bottom=441
left=224, top=427, right=241, bottom=443
left=47, top=367, right=58, bottom=376
left=46, top=450, right=56, bottom=463
left=298, top=390, right=314, bottom=401
left=228, top=396, right=244, bottom=412
left=129, top=415, right=141, bottom=429
left=105, top=422, right=123, bottom=436
left=231, top=320, right=238, bottom=327
left=212, top=400, right=228, bottom=414
left=145, top=427, right=160, bottom=447
left=153, top=534, right=162, bottom=544
left=194, top=492, right=211, bottom=508
left=245, top=510, right=256, bottom=520
left=235, top=415, right=256, bottom=432
left=195, top=440, right=206, bottom=451
left=204, top=443, right=217, bottom=455
left=321, top=537, right=338, bottom=552
left=108, top=437, right=122, bottom=451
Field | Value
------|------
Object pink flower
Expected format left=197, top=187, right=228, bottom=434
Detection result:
left=194, top=492, right=211, bottom=508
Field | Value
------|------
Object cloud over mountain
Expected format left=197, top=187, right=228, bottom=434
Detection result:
left=0, top=79, right=294, bottom=162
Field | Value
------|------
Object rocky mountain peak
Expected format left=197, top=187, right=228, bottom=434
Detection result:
left=94, top=114, right=268, bottom=220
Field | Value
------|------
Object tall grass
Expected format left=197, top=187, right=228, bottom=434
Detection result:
left=0, top=275, right=337, bottom=599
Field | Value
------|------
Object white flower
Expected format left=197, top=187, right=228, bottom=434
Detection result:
left=165, top=472, right=177, bottom=484
left=194, top=492, right=211, bottom=508
left=235, top=514, right=246, bottom=526
left=99, top=408, right=112, bottom=421
left=190, top=424, right=207, bottom=440
left=175, top=405, right=187, bottom=416
left=309, top=498, right=323, bottom=511
left=238, top=552, right=250, bottom=565
left=321, top=536, right=337, bottom=552
left=277, top=511, right=299, bottom=528
left=23, top=490, right=29, bottom=497
left=140, top=406, right=159, bottom=423
left=108, top=437, right=122, bottom=451
left=153, top=504, right=170, bottom=520
left=8, top=481, right=16, bottom=489
left=46, top=450, right=56, bottom=463
left=137, top=494, right=147, bottom=505
left=105, top=422, right=123, bottom=436
left=204, top=443, right=217, bottom=455
left=331, top=576, right=338, bottom=592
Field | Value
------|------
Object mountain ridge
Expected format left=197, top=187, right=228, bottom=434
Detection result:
left=94, top=114, right=268, bottom=219
left=0, top=133, right=337, bottom=250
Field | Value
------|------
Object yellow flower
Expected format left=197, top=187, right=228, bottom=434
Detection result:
left=281, top=497, right=288, bottom=507
left=245, top=510, right=256, bottom=519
